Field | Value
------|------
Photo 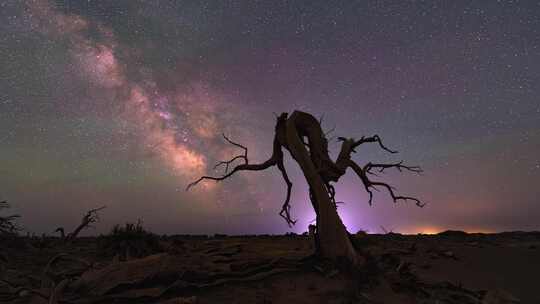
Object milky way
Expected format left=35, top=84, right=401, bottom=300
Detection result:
left=1, top=0, right=539, bottom=235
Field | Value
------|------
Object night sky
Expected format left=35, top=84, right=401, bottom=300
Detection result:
left=1, top=0, right=539, bottom=236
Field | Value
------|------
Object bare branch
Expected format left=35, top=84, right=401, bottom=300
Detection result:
left=277, top=159, right=296, bottom=227
left=325, top=182, right=338, bottom=206
left=364, top=161, right=422, bottom=175
left=187, top=135, right=278, bottom=192
left=66, top=206, right=106, bottom=240
left=370, top=180, right=425, bottom=207
left=348, top=160, right=375, bottom=205
left=214, top=155, right=246, bottom=174
left=338, top=135, right=398, bottom=154
left=349, top=160, right=424, bottom=207
left=222, top=134, right=249, bottom=163
left=213, top=133, right=250, bottom=175
left=187, top=159, right=278, bottom=190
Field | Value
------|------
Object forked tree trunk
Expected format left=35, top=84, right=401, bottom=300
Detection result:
left=285, top=113, right=361, bottom=266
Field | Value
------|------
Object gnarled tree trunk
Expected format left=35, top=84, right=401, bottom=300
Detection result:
left=283, top=112, right=360, bottom=265
left=188, top=110, right=423, bottom=267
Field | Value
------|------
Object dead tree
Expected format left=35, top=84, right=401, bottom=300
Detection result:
left=0, top=201, right=20, bottom=235
left=60, top=206, right=106, bottom=241
left=187, top=111, right=423, bottom=267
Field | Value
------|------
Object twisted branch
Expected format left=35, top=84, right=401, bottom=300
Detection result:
left=187, top=133, right=297, bottom=226
left=186, top=157, right=277, bottom=191
left=349, top=160, right=424, bottom=207
left=338, top=135, right=398, bottom=153
left=277, top=158, right=296, bottom=227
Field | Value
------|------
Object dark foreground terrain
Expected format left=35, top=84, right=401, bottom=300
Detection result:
left=1, top=230, right=538, bottom=304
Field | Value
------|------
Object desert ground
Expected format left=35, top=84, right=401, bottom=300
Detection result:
left=1, top=229, right=537, bottom=304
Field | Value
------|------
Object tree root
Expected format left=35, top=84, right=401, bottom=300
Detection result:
left=42, top=253, right=92, bottom=288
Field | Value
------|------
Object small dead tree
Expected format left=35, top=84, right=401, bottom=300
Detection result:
left=58, top=206, right=106, bottom=241
left=188, top=111, right=423, bottom=267
left=0, top=201, right=20, bottom=235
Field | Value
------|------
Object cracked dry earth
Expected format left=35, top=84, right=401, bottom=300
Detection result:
left=1, top=232, right=538, bottom=304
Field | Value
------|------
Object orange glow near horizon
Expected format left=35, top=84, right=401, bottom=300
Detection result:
left=418, top=227, right=440, bottom=235
left=402, top=226, right=441, bottom=235
left=400, top=226, right=496, bottom=235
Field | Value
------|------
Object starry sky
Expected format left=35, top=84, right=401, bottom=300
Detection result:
left=1, top=0, right=539, bottom=236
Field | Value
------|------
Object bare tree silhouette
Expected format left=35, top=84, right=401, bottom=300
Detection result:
left=188, top=111, right=423, bottom=266
left=56, top=206, right=106, bottom=241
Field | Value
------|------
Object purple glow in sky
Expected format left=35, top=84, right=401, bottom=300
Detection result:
left=1, top=0, right=539, bottom=235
